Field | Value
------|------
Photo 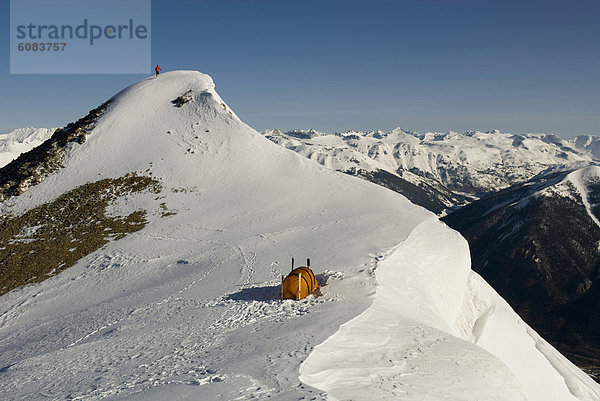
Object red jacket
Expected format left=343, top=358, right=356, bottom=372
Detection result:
left=155, top=66, right=161, bottom=72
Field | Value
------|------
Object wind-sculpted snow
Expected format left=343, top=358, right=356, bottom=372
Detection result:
left=443, top=166, right=600, bottom=383
left=301, top=220, right=600, bottom=401
left=1, top=71, right=598, bottom=400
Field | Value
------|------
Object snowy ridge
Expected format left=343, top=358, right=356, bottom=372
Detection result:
left=301, top=220, right=600, bottom=401
left=0, top=71, right=599, bottom=400
left=0, top=71, right=431, bottom=400
left=0, top=127, right=57, bottom=168
left=565, top=167, right=600, bottom=227
left=530, top=166, right=600, bottom=228
left=442, top=165, right=600, bottom=388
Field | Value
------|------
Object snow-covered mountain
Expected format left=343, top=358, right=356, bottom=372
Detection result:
left=0, top=127, right=57, bottom=168
left=263, top=128, right=599, bottom=212
left=1, top=71, right=599, bottom=400
left=572, top=135, right=600, bottom=160
left=443, top=165, right=600, bottom=382
left=264, top=127, right=600, bottom=383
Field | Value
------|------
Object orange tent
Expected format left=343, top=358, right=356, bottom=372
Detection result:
left=281, top=258, right=319, bottom=300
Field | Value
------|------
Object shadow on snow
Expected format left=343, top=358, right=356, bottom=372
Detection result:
left=226, top=284, right=281, bottom=302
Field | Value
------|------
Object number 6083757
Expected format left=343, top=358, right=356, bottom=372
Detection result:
left=17, top=42, right=67, bottom=51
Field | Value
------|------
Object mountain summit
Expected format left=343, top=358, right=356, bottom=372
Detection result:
left=1, top=71, right=599, bottom=400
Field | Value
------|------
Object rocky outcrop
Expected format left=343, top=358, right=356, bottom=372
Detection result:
left=0, top=101, right=111, bottom=201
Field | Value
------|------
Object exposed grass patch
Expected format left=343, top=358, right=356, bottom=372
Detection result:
left=0, top=174, right=161, bottom=295
left=170, top=186, right=197, bottom=194
left=0, top=101, right=111, bottom=201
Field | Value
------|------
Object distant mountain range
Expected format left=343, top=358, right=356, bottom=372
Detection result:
left=263, top=128, right=600, bottom=381
left=264, top=128, right=600, bottom=212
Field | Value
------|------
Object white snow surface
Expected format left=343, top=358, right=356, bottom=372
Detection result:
left=0, top=71, right=599, bottom=400
left=528, top=166, right=600, bottom=228
left=571, top=135, right=600, bottom=160
left=563, top=166, right=600, bottom=227
left=0, top=127, right=57, bottom=167
left=301, top=220, right=600, bottom=401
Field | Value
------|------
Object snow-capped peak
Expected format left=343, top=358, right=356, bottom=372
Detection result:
left=1, top=71, right=599, bottom=400
left=0, top=127, right=58, bottom=168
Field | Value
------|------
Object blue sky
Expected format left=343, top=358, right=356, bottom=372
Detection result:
left=1, top=0, right=599, bottom=137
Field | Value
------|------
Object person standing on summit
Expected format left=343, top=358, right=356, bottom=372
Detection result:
left=155, top=65, right=161, bottom=77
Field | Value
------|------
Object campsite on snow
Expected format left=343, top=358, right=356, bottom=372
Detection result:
left=1, top=71, right=600, bottom=401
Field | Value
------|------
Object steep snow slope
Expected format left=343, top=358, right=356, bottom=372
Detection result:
left=0, top=71, right=598, bottom=400
left=0, top=71, right=432, bottom=400
left=301, top=220, right=600, bottom=401
left=565, top=166, right=600, bottom=227
left=0, top=127, right=56, bottom=167
left=443, top=166, right=600, bottom=383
